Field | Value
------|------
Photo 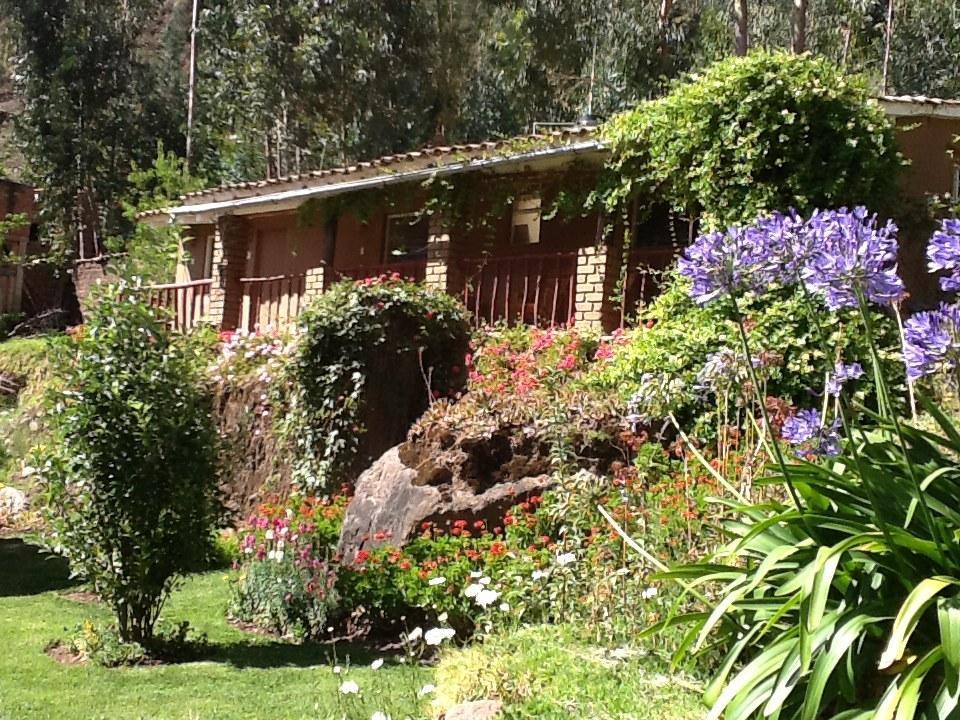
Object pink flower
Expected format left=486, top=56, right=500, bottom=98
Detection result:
left=557, top=354, right=576, bottom=371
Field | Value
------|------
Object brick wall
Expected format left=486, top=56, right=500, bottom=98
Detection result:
left=424, top=216, right=451, bottom=292
left=303, top=265, right=326, bottom=306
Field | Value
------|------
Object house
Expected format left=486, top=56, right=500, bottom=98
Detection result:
left=144, top=96, right=960, bottom=333
left=0, top=177, right=36, bottom=316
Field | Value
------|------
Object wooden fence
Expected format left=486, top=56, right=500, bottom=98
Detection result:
left=240, top=273, right=307, bottom=332
left=147, top=278, right=212, bottom=332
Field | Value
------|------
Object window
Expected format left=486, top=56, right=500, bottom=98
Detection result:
left=384, top=214, right=428, bottom=262
left=511, top=194, right=541, bottom=245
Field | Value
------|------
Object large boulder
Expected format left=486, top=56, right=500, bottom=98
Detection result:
left=337, top=424, right=555, bottom=562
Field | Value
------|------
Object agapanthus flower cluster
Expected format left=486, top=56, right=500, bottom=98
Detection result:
left=927, top=218, right=960, bottom=292
left=781, top=408, right=842, bottom=457
left=825, top=361, right=864, bottom=397
left=902, top=302, right=960, bottom=380
left=801, top=207, right=904, bottom=310
left=678, top=225, right=778, bottom=305
left=679, top=206, right=904, bottom=310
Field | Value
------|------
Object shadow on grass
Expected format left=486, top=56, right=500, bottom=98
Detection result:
left=0, top=537, right=77, bottom=597
left=199, top=640, right=382, bottom=669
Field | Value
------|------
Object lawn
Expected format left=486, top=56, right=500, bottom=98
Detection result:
left=0, top=537, right=704, bottom=720
left=0, top=537, right=429, bottom=720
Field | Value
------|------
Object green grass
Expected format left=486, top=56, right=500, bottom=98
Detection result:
left=0, top=538, right=429, bottom=720
left=434, top=624, right=704, bottom=720
left=0, top=537, right=704, bottom=720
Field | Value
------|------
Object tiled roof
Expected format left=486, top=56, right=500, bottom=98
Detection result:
left=880, top=94, right=960, bottom=107
left=176, top=126, right=599, bottom=207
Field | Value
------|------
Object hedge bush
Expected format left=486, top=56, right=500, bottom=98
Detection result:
left=602, top=51, right=901, bottom=228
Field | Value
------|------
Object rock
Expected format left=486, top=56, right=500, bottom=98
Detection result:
left=0, top=486, right=27, bottom=520
left=443, top=700, right=503, bottom=720
left=337, top=424, right=555, bottom=562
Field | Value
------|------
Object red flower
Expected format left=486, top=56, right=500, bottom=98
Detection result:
left=557, top=354, right=577, bottom=371
left=355, top=549, right=370, bottom=565
left=421, top=521, right=432, bottom=530
left=373, top=531, right=387, bottom=541
left=453, top=519, right=468, bottom=529
left=473, top=520, right=485, bottom=530
left=400, top=559, right=412, bottom=570
left=489, top=541, right=507, bottom=557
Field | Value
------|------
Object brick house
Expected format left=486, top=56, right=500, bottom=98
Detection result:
left=144, top=96, right=960, bottom=333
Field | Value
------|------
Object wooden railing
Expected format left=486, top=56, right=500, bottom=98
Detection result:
left=147, top=278, right=212, bottom=332
left=619, top=245, right=678, bottom=328
left=336, top=259, right=427, bottom=283
left=458, top=252, right=578, bottom=328
left=240, top=273, right=307, bottom=332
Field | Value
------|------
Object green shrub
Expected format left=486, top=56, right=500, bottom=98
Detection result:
left=37, top=283, right=220, bottom=644
left=587, top=273, right=903, bottom=435
left=602, top=51, right=901, bottom=228
left=288, top=276, right=471, bottom=490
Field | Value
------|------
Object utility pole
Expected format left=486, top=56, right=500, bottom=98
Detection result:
left=185, top=0, right=200, bottom=170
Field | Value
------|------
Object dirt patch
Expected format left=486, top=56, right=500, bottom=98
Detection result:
left=45, top=642, right=84, bottom=666
left=62, top=590, right=99, bottom=605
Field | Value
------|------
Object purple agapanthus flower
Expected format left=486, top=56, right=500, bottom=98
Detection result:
left=678, top=225, right=778, bottom=305
left=902, top=302, right=960, bottom=380
left=927, top=218, right=960, bottom=292
left=801, top=207, right=905, bottom=310
left=825, top=361, right=865, bottom=397
left=782, top=408, right=842, bottom=457
left=753, top=209, right=810, bottom=282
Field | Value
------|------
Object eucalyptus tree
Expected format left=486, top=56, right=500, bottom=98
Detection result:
left=0, top=0, right=184, bottom=258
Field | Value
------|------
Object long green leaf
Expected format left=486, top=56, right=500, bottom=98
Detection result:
left=879, top=576, right=959, bottom=670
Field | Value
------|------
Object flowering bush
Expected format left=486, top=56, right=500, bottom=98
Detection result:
left=287, top=276, right=471, bottom=490
left=229, top=492, right=349, bottom=639
left=651, top=209, right=960, bottom=720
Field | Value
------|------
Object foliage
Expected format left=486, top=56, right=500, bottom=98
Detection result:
left=287, top=276, right=470, bottom=490
left=657, top=405, right=960, bottom=719
left=0, top=0, right=185, bottom=257
left=110, top=143, right=207, bottom=283
left=432, top=624, right=703, bottom=720
left=588, top=273, right=903, bottom=435
left=230, top=493, right=347, bottom=639
left=601, top=52, right=901, bottom=229
left=37, top=283, right=220, bottom=643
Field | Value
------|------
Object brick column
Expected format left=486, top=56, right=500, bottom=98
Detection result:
left=424, top=216, right=451, bottom=292
left=208, top=215, right=250, bottom=331
left=574, top=245, right=608, bottom=329
left=303, top=265, right=326, bottom=306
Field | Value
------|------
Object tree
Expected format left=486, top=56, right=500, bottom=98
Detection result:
left=39, top=284, right=219, bottom=644
left=0, top=0, right=184, bottom=258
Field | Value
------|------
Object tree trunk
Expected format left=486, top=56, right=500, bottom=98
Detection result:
left=791, top=0, right=807, bottom=53
left=881, top=0, right=896, bottom=93
left=734, top=0, right=749, bottom=56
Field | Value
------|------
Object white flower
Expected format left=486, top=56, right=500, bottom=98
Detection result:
left=371, top=712, right=389, bottom=720
left=641, top=586, right=658, bottom=600
left=265, top=529, right=275, bottom=540
left=424, top=627, right=455, bottom=646
left=498, top=602, right=510, bottom=612
left=469, top=570, right=483, bottom=578
left=531, top=569, right=548, bottom=581
left=555, top=552, right=576, bottom=567
left=475, top=588, right=500, bottom=608
left=610, top=647, right=631, bottom=661
left=418, top=684, right=436, bottom=697
left=479, top=576, right=491, bottom=586
left=464, top=583, right=483, bottom=598
left=339, top=680, right=360, bottom=695
left=428, top=576, right=447, bottom=587
left=407, top=627, right=423, bottom=643
left=437, top=612, right=448, bottom=623
left=332, top=665, right=342, bottom=674
left=370, top=658, right=384, bottom=670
